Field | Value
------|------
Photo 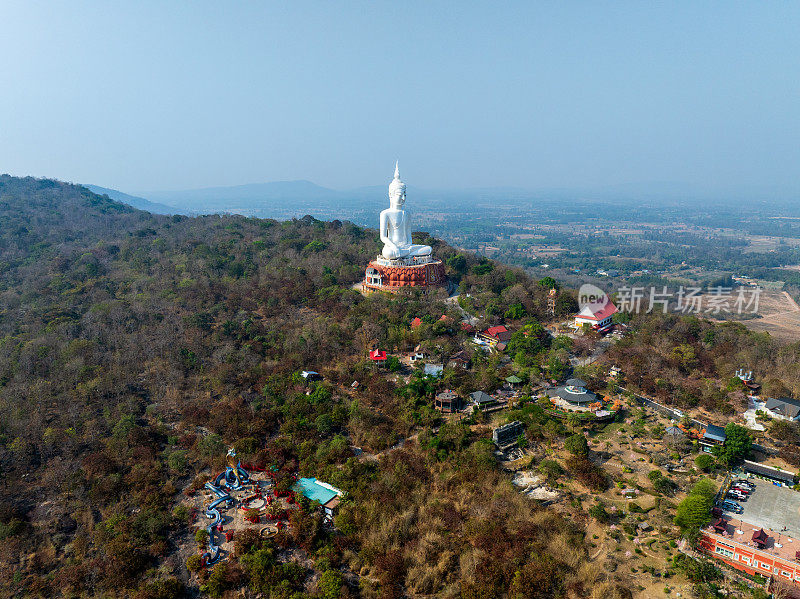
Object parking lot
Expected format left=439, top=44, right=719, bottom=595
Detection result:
left=725, top=478, right=800, bottom=540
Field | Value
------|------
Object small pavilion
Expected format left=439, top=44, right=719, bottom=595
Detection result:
left=752, top=529, right=769, bottom=549
left=505, top=375, right=522, bottom=388
left=712, top=518, right=727, bottom=534
left=435, top=390, right=462, bottom=413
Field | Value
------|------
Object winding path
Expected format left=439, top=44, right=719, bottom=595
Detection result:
left=445, top=292, right=479, bottom=327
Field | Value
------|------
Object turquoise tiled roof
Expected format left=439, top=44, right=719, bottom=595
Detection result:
left=293, top=477, right=339, bottom=505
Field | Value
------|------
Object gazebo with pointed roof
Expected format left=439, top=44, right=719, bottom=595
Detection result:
left=711, top=518, right=727, bottom=534
left=752, top=528, right=769, bottom=549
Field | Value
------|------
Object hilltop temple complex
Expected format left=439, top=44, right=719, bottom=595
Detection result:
left=362, top=163, right=446, bottom=293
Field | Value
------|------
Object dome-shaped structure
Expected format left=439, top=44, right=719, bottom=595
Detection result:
left=565, top=378, right=587, bottom=393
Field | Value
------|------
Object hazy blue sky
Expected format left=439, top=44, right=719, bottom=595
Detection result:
left=1, top=2, right=799, bottom=197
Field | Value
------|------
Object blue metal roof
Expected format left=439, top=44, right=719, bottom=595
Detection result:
left=703, top=424, right=727, bottom=442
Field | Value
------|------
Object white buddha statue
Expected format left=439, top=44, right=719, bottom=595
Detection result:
left=380, top=162, right=432, bottom=260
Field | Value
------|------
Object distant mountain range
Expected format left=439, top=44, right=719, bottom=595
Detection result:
left=82, top=179, right=800, bottom=219
left=145, top=180, right=363, bottom=217
left=84, top=180, right=585, bottom=219
left=83, top=184, right=189, bottom=215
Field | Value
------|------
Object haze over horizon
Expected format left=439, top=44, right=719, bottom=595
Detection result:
left=2, top=2, right=799, bottom=200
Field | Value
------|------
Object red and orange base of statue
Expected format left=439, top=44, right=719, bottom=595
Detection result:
left=363, top=259, right=446, bottom=293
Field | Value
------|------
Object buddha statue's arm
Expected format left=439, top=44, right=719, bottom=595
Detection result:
left=379, top=211, right=396, bottom=251
left=403, top=216, right=413, bottom=247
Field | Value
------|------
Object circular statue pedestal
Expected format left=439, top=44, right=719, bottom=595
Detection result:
left=363, top=258, right=446, bottom=293
left=244, top=497, right=265, bottom=510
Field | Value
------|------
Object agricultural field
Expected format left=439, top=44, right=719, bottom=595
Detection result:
left=738, top=291, right=800, bottom=341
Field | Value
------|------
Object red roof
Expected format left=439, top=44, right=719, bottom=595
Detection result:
left=460, top=322, right=474, bottom=332
left=752, top=528, right=769, bottom=546
left=575, top=300, right=618, bottom=322
left=482, top=325, right=512, bottom=340
left=369, top=349, right=387, bottom=361
left=485, top=325, right=507, bottom=335
left=411, top=317, right=422, bottom=328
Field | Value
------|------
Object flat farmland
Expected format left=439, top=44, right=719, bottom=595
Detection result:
left=743, top=235, right=800, bottom=253
left=741, top=291, right=800, bottom=341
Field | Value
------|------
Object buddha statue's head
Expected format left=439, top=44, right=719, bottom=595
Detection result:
left=388, top=161, right=406, bottom=207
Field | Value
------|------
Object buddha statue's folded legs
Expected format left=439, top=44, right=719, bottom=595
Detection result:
left=381, top=243, right=406, bottom=259
left=408, top=244, right=432, bottom=257
left=381, top=243, right=432, bottom=260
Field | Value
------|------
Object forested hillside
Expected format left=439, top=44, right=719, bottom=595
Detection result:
left=0, top=177, right=623, bottom=599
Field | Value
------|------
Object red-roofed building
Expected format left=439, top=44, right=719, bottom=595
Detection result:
left=479, top=325, right=512, bottom=347
left=460, top=322, right=474, bottom=333
left=574, top=301, right=618, bottom=331
left=411, top=317, right=422, bottom=329
left=369, top=349, right=387, bottom=362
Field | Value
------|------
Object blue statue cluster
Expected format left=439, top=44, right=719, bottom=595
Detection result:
left=201, top=448, right=251, bottom=565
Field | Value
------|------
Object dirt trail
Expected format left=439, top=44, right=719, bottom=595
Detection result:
left=357, top=432, right=421, bottom=463
left=445, top=292, right=479, bottom=326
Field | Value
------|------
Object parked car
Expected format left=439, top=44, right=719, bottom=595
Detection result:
left=728, top=491, right=748, bottom=501
left=723, top=501, right=743, bottom=514
left=734, top=479, right=755, bottom=489
left=731, top=485, right=751, bottom=494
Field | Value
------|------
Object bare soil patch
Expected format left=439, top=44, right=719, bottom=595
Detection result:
left=743, top=291, right=800, bottom=341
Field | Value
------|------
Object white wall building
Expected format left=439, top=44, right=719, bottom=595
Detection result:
left=763, top=397, right=800, bottom=421
left=574, top=300, right=618, bottom=330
